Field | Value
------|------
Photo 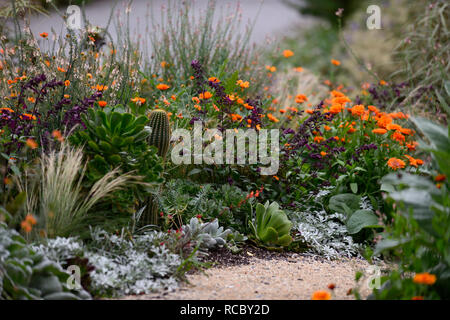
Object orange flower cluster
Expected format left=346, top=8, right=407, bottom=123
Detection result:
left=21, top=214, right=37, bottom=233
left=312, top=290, right=331, bottom=300
left=413, top=272, right=436, bottom=285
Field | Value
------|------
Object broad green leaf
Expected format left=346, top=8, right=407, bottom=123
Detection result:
left=346, top=209, right=381, bottom=234
left=329, top=193, right=361, bottom=215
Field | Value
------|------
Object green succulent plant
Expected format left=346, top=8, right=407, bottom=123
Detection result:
left=248, top=201, right=293, bottom=247
left=148, top=109, right=171, bottom=159
left=141, top=109, right=171, bottom=226
left=70, top=108, right=163, bottom=185
left=0, top=223, right=91, bottom=300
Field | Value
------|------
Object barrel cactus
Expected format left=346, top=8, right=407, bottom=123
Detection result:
left=141, top=109, right=171, bottom=226
left=147, top=109, right=171, bottom=159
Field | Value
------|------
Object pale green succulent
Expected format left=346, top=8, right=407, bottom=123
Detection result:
left=249, top=201, right=293, bottom=247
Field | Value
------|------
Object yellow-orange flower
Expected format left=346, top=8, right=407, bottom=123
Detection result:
left=295, top=94, right=308, bottom=104
left=237, top=79, right=249, bottom=89
left=372, top=128, right=387, bottom=135
left=98, top=101, right=107, bottom=108
left=52, top=130, right=64, bottom=142
left=387, top=157, right=406, bottom=170
left=350, top=104, right=365, bottom=116
left=312, top=290, right=331, bottom=300
left=156, top=83, right=170, bottom=90
left=40, top=32, right=48, bottom=38
left=413, top=272, right=436, bottom=285
left=64, top=80, right=70, bottom=87
left=199, top=91, right=212, bottom=99
left=282, top=49, right=294, bottom=58
left=26, top=138, right=38, bottom=149
left=208, top=77, right=220, bottom=83
left=331, top=59, right=341, bottom=66
left=267, top=113, right=279, bottom=123
left=21, top=113, right=37, bottom=120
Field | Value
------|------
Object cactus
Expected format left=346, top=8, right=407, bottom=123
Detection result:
left=141, top=109, right=171, bottom=227
left=148, top=109, right=171, bottom=159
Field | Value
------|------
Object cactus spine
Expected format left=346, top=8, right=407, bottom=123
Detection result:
left=142, top=109, right=171, bottom=226
left=148, top=109, right=170, bottom=159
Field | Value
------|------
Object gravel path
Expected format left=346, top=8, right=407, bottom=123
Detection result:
left=123, top=248, right=376, bottom=300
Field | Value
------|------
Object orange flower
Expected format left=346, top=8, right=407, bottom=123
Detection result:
left=171, top=95, right=177, bottom=101
left=314, top=136, right=325, bottom=143
left=208, top=77, right=220, bottom=83
left=391, top=131, right=405, bottom=143
left=312, top=290, right=331, bottom=300
left=160, top=61, right=168, bottom=68
left=320, top=151, right=327, bottom=157
left=406, top=141, right=418, bottom=151
left=376, top=115, right=393, bottom=129
left=244, top=103, right=254, bottom=110
left=435, top=174, right=446, bottom=182
left=267, top=113, right=279, bottom=123
left=131, top=97, right=146, bottom=105
left=329, top=104, right=343, bottom=114
left=282, top=50, right=294, bottom=58
left=40, top=32, right=48, bottom=38
left=305, top=109, right=314, bottom=114
left=25, top=214, right=37, bottom=225
left=386, top=123, right=402, bottom=131
left=230, top=113, right=242, bottom=122
left=387, top=158, right=406, bottom=170
left=405, top=155, right=423, bottom=167
left=411, top=296, right=424, bottom=300
left=28, top=97, right=36, bottom=103
left=331, top=59, right=341, bottom=66
left=295, top=94, right=308, bottom=104
left=21, top=220, right=32, bottom=233
left=21, top=113, right=37, bottom=120
left=199, top=91, right=212, bottom=99
left=324, top=125, right=331, bottom=131
left=57, top=67, right=66, bottom=73
left=156, top=83, right=170, bottom=90
left=372, top=128, right=387, bottom=135
left=0, top=107, right=14, bottom=113
left=413, top=272, right=436, bottom=285
left=64, top=80, right=70, bottom=87
left=26, top=138, right=38, bottom=149
left=192, top=97, right=200, bottom=104
left=294, top=67, right=303, bottom=72
left=379, top=80, right=387, bottom=86
left=44, top=60, right=51, bottom=67
left=93, top=84, right=108, bottom=91
left=52, top=130, right=64, bottom=142
left=350, top=104, right=365, bottom=116
left=236, top=79, right=249, bottom=89
left=368, top=105, right=379, bottom=113
left=98, top=100, right=107, bottom=108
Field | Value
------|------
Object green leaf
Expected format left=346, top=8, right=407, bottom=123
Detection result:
left=411, top=116, right=450, bottom=153
left=350, top=183, right=358, bottom=194
left=346, top=209, right=381, bottom=234
left=329, top=193, right=361, bottom=215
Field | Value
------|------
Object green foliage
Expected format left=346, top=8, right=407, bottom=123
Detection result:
left=328, top=193, right=382, bottom=235
left=249, top=201, right=293, bottom=247
left=182, top=217, right=232, bottom=250
left=71, top=108, right=163, bottom=185
left=148, top=109, right=171, bottom=159
left=364, top=118, right=449, bottom=300
left=0, top=223, right=90, bottom=300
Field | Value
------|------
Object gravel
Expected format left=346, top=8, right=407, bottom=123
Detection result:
left=122, top=245, right=377, bottom=300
